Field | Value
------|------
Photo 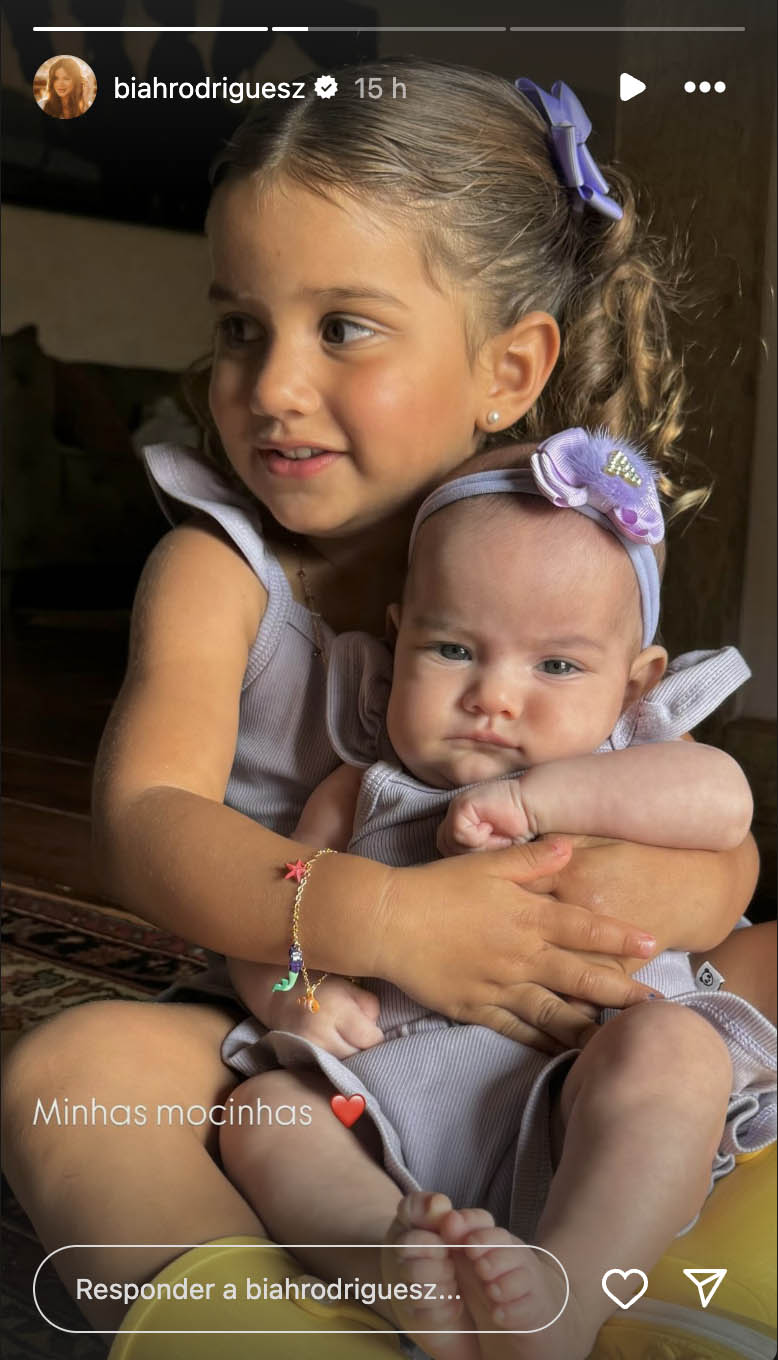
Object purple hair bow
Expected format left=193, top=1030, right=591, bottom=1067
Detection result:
left=515, top=78, right=623, bottom=222
left=531, top=428, right=664, bottom=545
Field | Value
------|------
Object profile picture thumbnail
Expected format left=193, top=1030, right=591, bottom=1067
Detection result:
left=33, top=55, right=97, bottom=120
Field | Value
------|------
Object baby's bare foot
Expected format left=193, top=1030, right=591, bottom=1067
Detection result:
left=440, top=1218, right=584, bottom=1360
left=383, top=1191, right=489, bottom=1360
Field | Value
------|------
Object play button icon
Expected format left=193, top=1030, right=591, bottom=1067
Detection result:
left=620, top=72, right=646, bottom=102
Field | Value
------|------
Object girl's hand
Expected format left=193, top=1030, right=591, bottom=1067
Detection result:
left=437, top=781, right=531, bottom=855
left=376, top=838, right=660, bottom=1053
left=526, top=832, right=756, bottom=953
left=267, top=976, right=385, bottom=1060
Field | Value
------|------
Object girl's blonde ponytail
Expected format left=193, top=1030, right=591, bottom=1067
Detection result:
left=516, top=170, right=710, bottom=519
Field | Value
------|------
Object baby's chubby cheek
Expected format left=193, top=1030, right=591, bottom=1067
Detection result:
left=385, top=681, right=436, bottom=771
left=385, top=686, right=413, bottom=763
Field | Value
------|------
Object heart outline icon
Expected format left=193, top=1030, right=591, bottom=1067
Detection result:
left=601, top=1268, right=649, bottom=1310
left=330, top=1093, right=366, bottom=1128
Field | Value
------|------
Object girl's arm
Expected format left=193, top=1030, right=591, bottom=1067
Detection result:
left=538, top=831, right=759, bottom=957
left=91, top=524, right=662, bottom=1051
left=226, top=764, right=385, bottom=1057
left=440, top=743, right=753, bottom=854
left=92, top=522, right=389, bottom=968
left=225, top=765, right=361, bottom=1012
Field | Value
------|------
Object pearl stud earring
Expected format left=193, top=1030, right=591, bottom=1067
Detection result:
left=486, top=410, right=500, bottom=425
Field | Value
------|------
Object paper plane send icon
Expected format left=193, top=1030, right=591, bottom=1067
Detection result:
left=683, top=1268, right=727, bottom=1308
left=620, top=73, right=646, bottom=102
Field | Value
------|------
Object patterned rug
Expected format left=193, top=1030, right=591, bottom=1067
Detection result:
left=2, top=883, right=209, bottom=1036
left=1, top=882, right=209, bottom=1358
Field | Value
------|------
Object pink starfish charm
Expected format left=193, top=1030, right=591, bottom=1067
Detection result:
left=283, top=859, right=306, bottom=883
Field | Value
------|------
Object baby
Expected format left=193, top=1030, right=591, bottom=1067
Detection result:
left=223, top=430, right=771, bottom=1360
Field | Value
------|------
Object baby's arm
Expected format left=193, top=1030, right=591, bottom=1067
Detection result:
left=227, top=764, right=384, bottom=1058
left=227, top=957, right=384, bottom=1058
left=439, top=743, right=753, bottom=855
left=291, top=762, right=364, bottom=848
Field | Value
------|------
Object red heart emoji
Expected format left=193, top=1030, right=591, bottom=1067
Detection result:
left=330, top=1093, right=366, bottom=1128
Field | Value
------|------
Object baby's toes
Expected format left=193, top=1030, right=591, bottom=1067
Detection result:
left=481, top=1244, right=566, bottom=1332
left=382, top=1199, right=479, bottom=1359
left=473, top=1245, right=531, bottom=1297
left=439, top=1207, right=496, bottom=1245
left=461, top=1228, right=533, bottom=1308
left=393, top=1190, right=454, bottom=1237
left=395, top=1245, right=461, bottom=1309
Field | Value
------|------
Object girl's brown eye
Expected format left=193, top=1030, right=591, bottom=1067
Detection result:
left=216, top=316, right=262, bottom=346
left=323, top=318, right=346, bottom=344
left=322, top=317, right=374, bottom=345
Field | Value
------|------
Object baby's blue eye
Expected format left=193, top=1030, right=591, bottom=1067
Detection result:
left=539, top=659, right=579, bottom=676
left=435, top=643, right=472, bottom=662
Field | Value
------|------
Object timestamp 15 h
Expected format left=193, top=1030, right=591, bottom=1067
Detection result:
left=355, top=76, right=407, bottom=99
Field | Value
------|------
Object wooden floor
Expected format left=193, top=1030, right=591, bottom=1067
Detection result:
left=2, top=612, right=130, bottom=906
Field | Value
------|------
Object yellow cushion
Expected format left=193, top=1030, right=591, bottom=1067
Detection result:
left=592, top=1146, right=777, bottom=1358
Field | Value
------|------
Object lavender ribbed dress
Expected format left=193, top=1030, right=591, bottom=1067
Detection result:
left=224, top=631, right=776, bottom=1241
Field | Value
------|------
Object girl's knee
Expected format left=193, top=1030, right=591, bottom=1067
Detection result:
left=3, top=1002, right=118, bottom=1117
left=3, top=1000, right=239, bottom=1140
left=2, top=1003, right=126, bottom=1182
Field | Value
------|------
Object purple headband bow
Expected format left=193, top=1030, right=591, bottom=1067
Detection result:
left=515, top=78, right=623, bottom=222
left=409, top=428, right=664, bottom=647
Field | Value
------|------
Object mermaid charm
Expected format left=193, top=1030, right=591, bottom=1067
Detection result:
left=273, top=942, right=303, bottom=992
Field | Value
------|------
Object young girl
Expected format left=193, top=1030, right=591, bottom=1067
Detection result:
left=2, top=60, right=766, bottom=1342
left=222, top=432, right=774, bottom=1359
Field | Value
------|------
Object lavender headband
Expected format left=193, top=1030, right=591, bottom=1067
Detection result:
left=408, top=428, right=664, bottom=648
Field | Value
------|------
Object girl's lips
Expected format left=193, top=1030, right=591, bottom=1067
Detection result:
left=257, top=449, right=342, bottom=480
